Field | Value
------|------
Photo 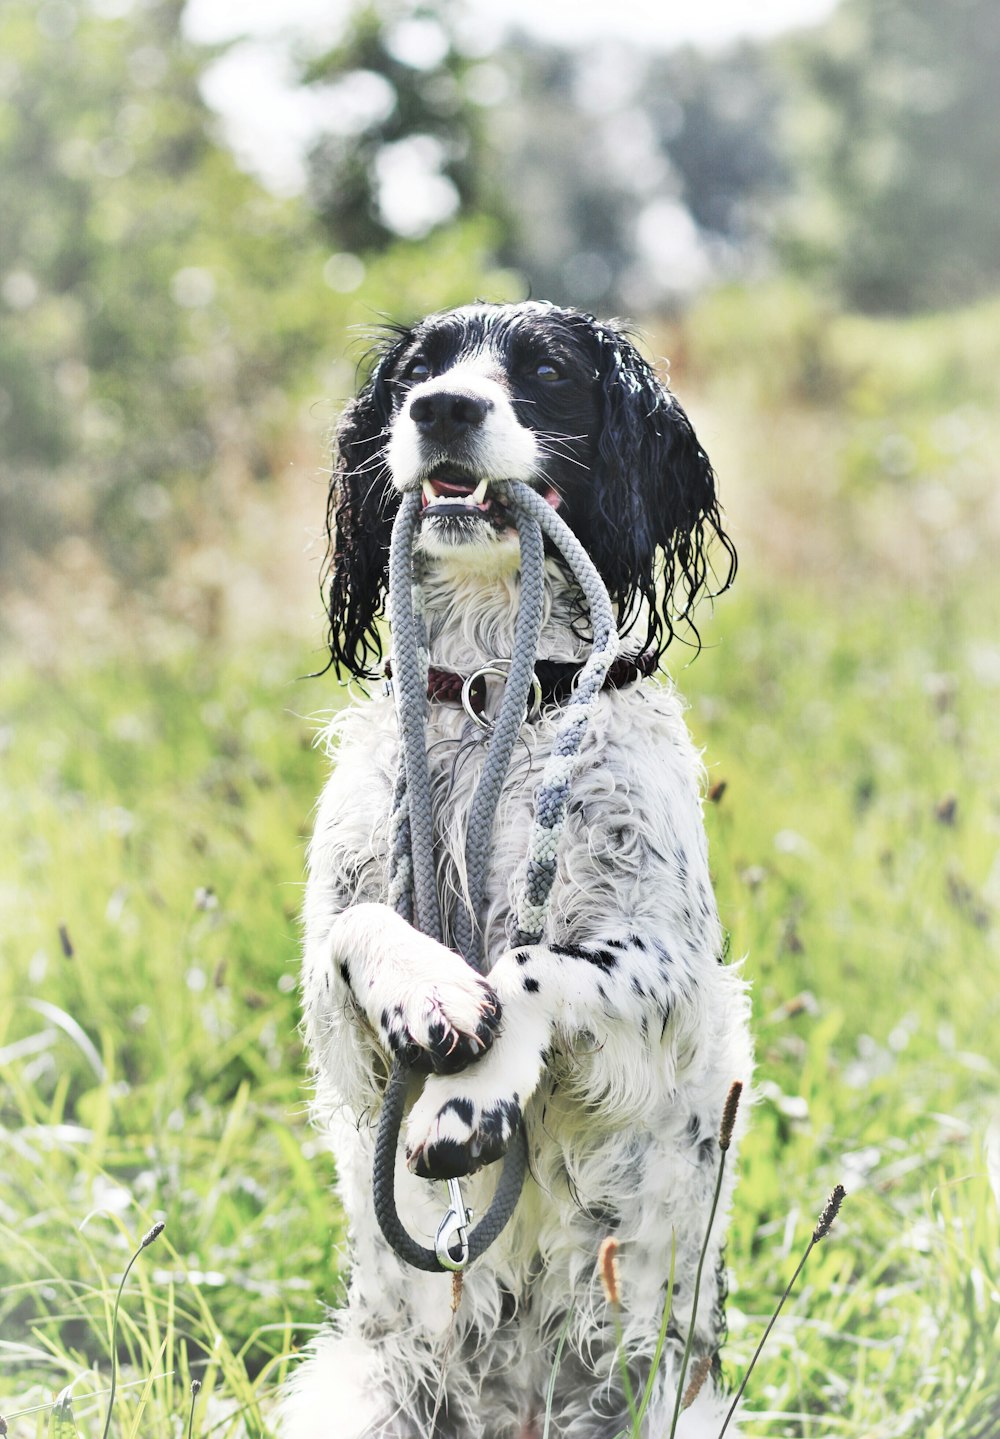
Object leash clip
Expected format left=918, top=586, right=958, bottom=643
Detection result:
left=435, top=1177, right=473, bottom=1271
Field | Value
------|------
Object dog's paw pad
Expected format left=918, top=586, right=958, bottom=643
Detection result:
left=382, top=980, right=501, bottom=1075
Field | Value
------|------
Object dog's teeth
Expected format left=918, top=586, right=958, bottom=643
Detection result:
left=422, top=480, right=437, bottom=503
left=471, top=478, right=490, bottom=504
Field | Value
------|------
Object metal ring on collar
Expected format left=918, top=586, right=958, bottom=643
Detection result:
left=461, top=662, right=542, bottom=730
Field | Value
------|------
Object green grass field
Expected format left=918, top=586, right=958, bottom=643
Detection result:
left=2, top=290, right=998, bottom=1436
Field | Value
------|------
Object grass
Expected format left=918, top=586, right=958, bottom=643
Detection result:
left=2, top=287, right=999, bottom=1435
left=0, top=652, right=340, bottom=1435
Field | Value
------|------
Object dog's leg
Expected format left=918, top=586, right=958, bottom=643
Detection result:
left=404, top=932, right=697, bottom=1177
left=305, top=901, right=503, bottom=1077
left=540, top=1236, right=743, bottom=1439
left=278, top=1255, right=532, bottom=1439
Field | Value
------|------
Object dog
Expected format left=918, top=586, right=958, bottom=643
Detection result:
left=279, top=301, right=753, bottom=1439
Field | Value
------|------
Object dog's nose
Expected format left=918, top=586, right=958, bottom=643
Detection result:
left=409, top=389, right=493, bottom=445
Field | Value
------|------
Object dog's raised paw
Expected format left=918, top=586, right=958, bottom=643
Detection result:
left=404, top=1078, right=521, bottom=1179
left=380, top=975, right=502, bottom=1076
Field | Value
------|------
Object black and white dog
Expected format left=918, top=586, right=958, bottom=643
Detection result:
left=280, top=302, right=752, bottom=1438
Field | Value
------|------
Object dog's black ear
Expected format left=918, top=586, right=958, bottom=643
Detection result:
left=581, top=318, right=737, bottom=656
left=324, top=330, right=412, bottom=679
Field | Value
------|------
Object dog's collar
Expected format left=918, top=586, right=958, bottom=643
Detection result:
left=384, top=651, right=657, bottom=720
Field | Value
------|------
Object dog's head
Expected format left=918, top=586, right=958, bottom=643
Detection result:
left=325, top=301, right=736, bottom=678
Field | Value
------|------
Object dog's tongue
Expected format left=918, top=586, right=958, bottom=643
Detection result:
left=433, top=477, right=476, bottom=496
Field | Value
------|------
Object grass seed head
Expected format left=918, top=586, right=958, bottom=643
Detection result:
left=719, top=1081, right=744, bottom=1151
left=141, top=1221, right=166, bottom=1248
left=813, top=1184, right=846, bottom=1243
left=190, top=1380, right=202, bottom=1396
left=682, top=1353, right=713, bottom=1410
left=598, top=1235, right=621, bottom=1307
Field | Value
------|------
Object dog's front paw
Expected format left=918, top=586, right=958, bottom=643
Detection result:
left=381, top=972, right=502, bottom=1076
left=404, top=1072, right=521, bottom=1179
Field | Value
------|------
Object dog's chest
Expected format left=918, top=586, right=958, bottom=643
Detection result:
left=321, top=695, right=553, bottom=926
left=314, top=682, right=709, bottom=962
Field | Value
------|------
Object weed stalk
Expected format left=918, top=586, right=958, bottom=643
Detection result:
left=667, top=1081, right=743, bottom=1439
left=717, top=1184, right=846, bottom=1437
left=187, top=1378, right=202, bottom=1439
left=599, top=1237, right=641, bottom=1429
left=101, top=1221, right=165, bottom=1439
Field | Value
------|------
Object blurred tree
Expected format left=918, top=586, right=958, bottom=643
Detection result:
left=644, top=43, right=788, bottom=249
left=487, top=38, right=643, bottom=311
left=0, top=0, right=331, bottom=584
left=302, top=7, right=789, bottom=314
left=302, top=0, right=499, bottom=252
left=481, top=36, right=789, bottom=311
left=783, top=0, right=1000, bottom=311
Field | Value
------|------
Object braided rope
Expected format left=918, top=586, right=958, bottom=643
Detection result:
left=386, top=493, right=442, bottom=940
left=451, top=509, right=545, bottom=968
left=496, top=482, right=619, bottom=944
left=372, top=481, right=617, bottom=1271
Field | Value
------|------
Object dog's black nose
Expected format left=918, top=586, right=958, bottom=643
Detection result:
left=409, top=389, right=492, bottom=445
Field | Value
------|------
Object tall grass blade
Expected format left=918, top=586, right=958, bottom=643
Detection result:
left=541, top=1308, right=575, bottom=1439
left=49, top=1386, right=79, bottom=1439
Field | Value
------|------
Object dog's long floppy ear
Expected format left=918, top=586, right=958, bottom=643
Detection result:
left=324, top=329, right=412, bottom=679
left=578, top=317, right=737, bottom=656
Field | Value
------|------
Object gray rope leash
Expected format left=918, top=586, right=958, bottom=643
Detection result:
left=386, top=491, right=441, bottom=941
left=451, top=507, right=545, bottom=968
left=372, top=481, right=619, bottom=1272
left=497, top=481, right=619, bottom=945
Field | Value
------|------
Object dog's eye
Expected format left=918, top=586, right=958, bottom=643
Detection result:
left=405, top=357, right=432, bottom=382
left=535, top=362, right=562, bottom=383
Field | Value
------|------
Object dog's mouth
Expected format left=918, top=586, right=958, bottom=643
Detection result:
left=420, top=468, right=496, bottom=517
left=419, top=469, right=562, bottom=521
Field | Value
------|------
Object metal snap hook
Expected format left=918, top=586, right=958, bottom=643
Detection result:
left=435, top=1177, right=473, bottom=1271
left=461, top=663, right=542, bottom=731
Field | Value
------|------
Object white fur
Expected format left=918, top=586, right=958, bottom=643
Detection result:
left=386, top=364, right=539, bottom=494
left=280, top=355, right=753, bottom=1439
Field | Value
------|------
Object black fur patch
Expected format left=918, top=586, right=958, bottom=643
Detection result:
left=412, top=1136, right=472, bottom=1180
left=587, top=949, right=618, bottom=971
left=551, top=942, right=617, bottom=971
left=551, top=941, right=591, bottom=961
left=413, top=1095, right=520, bottom=1180
left=442, top=1095, right=475, bottom=1126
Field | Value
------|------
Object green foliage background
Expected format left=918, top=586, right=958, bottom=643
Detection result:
left=1, top=0, right=998, bottom=1435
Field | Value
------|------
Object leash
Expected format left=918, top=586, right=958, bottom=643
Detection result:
left=372, top=480, right=619, bottom=1272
